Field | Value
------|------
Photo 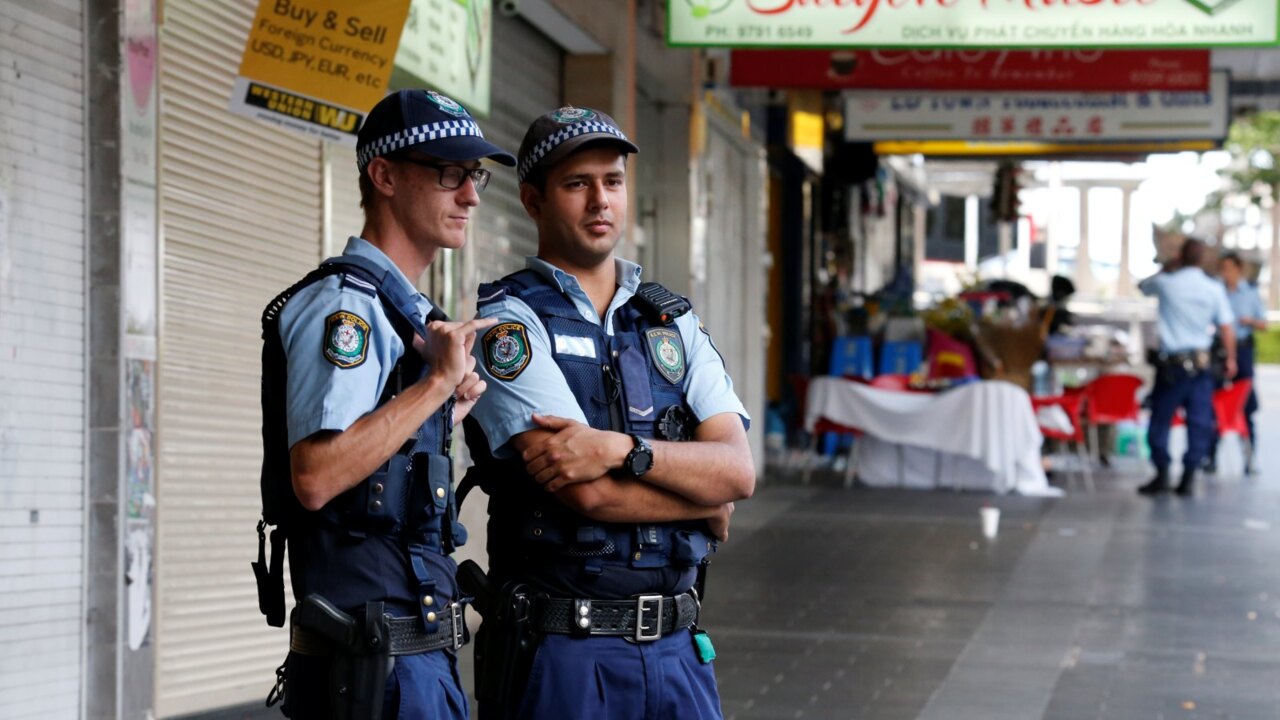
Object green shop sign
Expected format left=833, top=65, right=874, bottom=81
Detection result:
left=395, top=0, right=492, bottom=116
left=668, top=0, right=1280, bottom=48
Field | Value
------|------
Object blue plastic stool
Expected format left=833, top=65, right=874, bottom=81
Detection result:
left=829, top=336, right=874, bottom=379
left=879, top=341, right=923, bottom=376
left=821, top=337, right=873, bottom=456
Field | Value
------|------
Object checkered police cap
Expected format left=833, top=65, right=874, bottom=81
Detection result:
left=517, top=107, right=639, bottom=184
left=356, top=89, right=515, bottom=172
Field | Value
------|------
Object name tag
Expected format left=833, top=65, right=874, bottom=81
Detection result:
left=554, top=334, right=597, bottom=359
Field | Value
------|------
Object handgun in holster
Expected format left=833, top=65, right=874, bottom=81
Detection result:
left=458, top=559, right=538, bottom=720
left=292, top=594, right=394, bottom=720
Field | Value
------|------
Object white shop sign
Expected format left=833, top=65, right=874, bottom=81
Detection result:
left=844, top=69, right=1230, bottom=142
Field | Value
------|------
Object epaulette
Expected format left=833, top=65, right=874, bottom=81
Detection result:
left=476, top=283, right=508, bottom=307
left=339, top=272, right=378, bottom=297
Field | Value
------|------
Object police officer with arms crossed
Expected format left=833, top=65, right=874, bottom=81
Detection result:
left=254, top=89, right=511, bottom=718
left=1138, top=238, right=1236, bottom=497
left=1209, top=251, right=1266, bottom=474
left=461, top=107, right=755, bottom=720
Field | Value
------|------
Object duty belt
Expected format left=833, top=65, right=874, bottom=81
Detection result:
left=290, top=602, right=466, bottom=656
left=534, top=592, right=699, bottom=642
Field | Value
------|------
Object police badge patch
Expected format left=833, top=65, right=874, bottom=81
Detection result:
left=426, top=90, right=468, bottom=117
left=645, top=328, right=686, bottom=384
left=551, top=107, right=596, bottom=124
left=484, top=323, right=531, bottom=381
left=324, top=311, right=371, bottom=369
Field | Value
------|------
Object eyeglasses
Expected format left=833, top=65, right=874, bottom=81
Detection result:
left=399, top=156, right=491, bottom=192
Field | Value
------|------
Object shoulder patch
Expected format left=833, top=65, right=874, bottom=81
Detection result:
left=646, top=327, right=686, bottom=384
left=324, top=311, right=371, bottom=368
left=484, top=322, right=531, bottom=381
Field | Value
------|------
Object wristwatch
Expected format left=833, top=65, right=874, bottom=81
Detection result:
left=623, top=434, right=654, bottom=478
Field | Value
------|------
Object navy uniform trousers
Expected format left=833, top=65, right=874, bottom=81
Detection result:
left=285, top=650, right=468, bottom=719
left=1147, top=365, right=1216, bottom=473
left=1211, top=336, right=1259, bottom=461
left=514, top=632, right=722, bottom=720
left=1241, top=337, right=1259, bottom=446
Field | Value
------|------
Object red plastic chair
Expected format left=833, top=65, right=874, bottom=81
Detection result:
left=1170, top=378, right=1253, bottom=475
left=1214, top=379, right=1254, bottom=469
left=1081, top=374, right=1144, bottom=463
left=1031, top=392, right=1094, bottom=491
left=800, top=374, right=922, bottom=488
left=791, top=374, right=860, bottom=485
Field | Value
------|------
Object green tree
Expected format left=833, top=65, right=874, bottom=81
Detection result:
left=1219, top=112, right=1280, bottom=311
left=1223, top=111, right=1280, bottom=206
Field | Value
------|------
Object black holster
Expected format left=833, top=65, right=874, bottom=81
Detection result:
left=458, top=560, right=538, bottom=720
left=290, top=594, right=394, bottom=720
left=1150, top=348, right=1210, bottom=384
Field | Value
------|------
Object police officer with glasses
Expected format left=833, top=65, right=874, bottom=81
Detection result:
left=1138, top=238, right=1236, bottom=497
left=254, top=89, right=511, bottom=719
left=461, top=107, right=755, bottom=720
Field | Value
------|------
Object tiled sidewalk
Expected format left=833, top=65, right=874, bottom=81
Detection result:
left=709, top=367, right=1280, bottom=719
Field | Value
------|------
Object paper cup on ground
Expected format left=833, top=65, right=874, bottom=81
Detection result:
left=980, top=506, right=1000, bottom=539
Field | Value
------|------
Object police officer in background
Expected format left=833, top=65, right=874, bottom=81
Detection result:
left=462, top=107, right=755, bottom=719
left=1138, top=238, right=1236, bottom=497
left=1210, top=251, right=1266, bottom=474
left=255, top=89, right=511, bottom=718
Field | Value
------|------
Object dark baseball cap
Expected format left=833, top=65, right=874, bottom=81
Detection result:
left=356, top=89, right=516, bottom=172
left=517, top=107, right=639, bottom=184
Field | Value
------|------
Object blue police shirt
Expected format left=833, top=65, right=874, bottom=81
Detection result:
left=469, top=256, right=750, bottom=457
left=279, top=236, right=436, bottom=447
left=1227, top=281, right=1265, bottom=341
left=1139, top=267, right=1234, bottom=353
left=278, top=236, right=460, bottom=617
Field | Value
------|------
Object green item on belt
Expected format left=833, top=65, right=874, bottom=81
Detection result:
left=692, top=630, right=716, bottom=664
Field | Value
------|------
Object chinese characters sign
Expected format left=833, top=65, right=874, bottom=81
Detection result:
left=730, top=50, right=1211, bottom=92
left=843, top=70, right=1229, bottom=142
left=670, top=0, right=1280, bottom=48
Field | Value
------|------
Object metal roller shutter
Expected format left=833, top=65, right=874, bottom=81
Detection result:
left=0, top=1, right=86, bottom=717
left=155, top=0, right=322, bottom=715
left=470, top=13, right=562, bottom=283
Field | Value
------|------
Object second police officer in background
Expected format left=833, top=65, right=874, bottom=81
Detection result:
left=1208, top=251, right=1265, bottom=474
left=255, top=89, right=510, bottom=718
left=461, top=107, right=756, bottom=719
left=1138, top=238, right=1236, bottom=498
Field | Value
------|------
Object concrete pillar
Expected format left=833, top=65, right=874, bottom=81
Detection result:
left=913, top=202, right=927, bottom=286
left=1076, top=186, right=1094, bottom=297
left=1118, top=185, right=1134, bottom=298
left=1270, top=199, right=1280, bottom=310
left=1045, top=163, right=1062, bottom=276
left=86, top=0, right=160, bottom=716
left=997, top=221, right=1013, bottom=275
left=964, top=195, right=979, bottom=270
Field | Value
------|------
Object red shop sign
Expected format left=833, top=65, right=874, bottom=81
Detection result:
left=729, top=49, right=1210, bottom=92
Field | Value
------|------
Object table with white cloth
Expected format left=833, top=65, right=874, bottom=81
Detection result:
left=804, top=377, right=1061, bottom=496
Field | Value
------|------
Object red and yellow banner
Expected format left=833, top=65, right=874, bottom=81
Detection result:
left=731, top=50, right=1211, bottom=92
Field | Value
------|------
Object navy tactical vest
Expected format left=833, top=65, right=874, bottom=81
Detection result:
left=464, top=270, right=716, bottom=600
left=255, top=254, right=466, bottom=631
